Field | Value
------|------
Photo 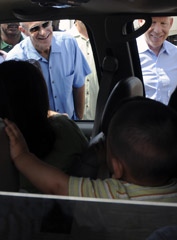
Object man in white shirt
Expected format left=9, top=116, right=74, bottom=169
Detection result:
left=137, top=17, right=177, bottom=105
left=68, top=20, right=99, bottom=120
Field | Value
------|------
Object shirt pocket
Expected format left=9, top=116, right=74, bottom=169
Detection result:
left=64, top=72, right=74, bottom=96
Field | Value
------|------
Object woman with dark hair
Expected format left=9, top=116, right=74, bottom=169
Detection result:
left=168, top=87, right=177, bottom=111
left=0, top=60, right=88, bottom=192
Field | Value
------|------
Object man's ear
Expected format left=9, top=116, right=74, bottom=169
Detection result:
left=111, top=157, right=124, bottom=179
left=138, top=19, right=145, bottom=27
left=169, top=17, right=173, bottom=29
left=19, top=25, right=27, bottom=35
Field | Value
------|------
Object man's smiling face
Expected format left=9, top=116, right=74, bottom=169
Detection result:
left=27, top=21, right=53, bottom=54
left=144, top=17, right=173, bottom=55
left=1, top=23, right=21, bottom=38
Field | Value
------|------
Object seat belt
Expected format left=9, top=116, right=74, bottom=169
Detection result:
left=92, top=55, right=118, bottom=137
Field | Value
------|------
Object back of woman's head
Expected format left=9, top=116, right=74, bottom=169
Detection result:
left=0, top=60, right=55, bottom=157
left=169, top=87, right=177, bottom=112
left=0, top=60, right=49, bottom=121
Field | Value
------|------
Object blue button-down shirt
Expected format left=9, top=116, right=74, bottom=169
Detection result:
left=6, top=32, right=91, bottom=119
left=137, top=35, right=177, bottom=105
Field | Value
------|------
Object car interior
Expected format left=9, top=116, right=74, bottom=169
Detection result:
left=0, top=0, right=177, bottom=239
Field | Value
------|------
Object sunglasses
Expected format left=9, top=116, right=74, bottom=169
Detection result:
left=29, top=21, right=51, bottom=33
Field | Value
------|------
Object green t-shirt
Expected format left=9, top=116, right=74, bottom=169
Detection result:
left=1, top=35, right=24, bottom=53
left=20, top=115, right=88, bottom=193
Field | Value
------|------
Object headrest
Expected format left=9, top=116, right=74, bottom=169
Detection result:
left=101, top=76, right=144, bottom=135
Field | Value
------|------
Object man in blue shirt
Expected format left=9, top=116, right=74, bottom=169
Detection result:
left=137, top=17, right=177, bottom=105
left=6, top=21, right=91, bottom=120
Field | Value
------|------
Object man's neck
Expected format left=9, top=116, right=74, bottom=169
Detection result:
left=37, top=48, right=51, bottom=61
left=1, top=33, right=22, bottom=46
left=77, top=25, right=89, bottom=40
left=150, top=46, right=162, bottom=56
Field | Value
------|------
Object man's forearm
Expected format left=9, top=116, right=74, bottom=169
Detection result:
left=73, top=85, right=85, bottom=119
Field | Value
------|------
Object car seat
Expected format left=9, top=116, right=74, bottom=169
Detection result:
left=71, top=76, right=144, bottom=179
left=96, top=76, right=144, bottom=138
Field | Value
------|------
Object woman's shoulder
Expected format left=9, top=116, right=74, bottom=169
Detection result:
left=49, top=114, right=77, bottom=129
left=49, top=114, right=88, bottom=142
left=43, top=114, right=88, bottom=173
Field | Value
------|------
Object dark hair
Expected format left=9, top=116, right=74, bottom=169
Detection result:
left=168, top=87, right=177, bottom=111
left=108, top=97, right=177, bottom=184
left=0, top=60, right=55, bottom=158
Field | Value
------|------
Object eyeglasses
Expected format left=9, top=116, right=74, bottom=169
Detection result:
left=29, top=21, right=51, bottom=33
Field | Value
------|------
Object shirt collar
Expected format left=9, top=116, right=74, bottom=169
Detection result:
left=1, top=40, right=12, bottom=50
left=137, top=34, right=169, bottom=55
left=1, top=34, right=24, bottom=50
left=23, top=37, right=43, bottom=61
left=162, top=40, right=171, bottom=55
left=51, top=33, right=61, bottom=53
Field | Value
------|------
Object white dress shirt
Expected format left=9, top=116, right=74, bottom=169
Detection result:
left=137, top=34, right=177, bottom=105
left=68, top=25, right=99, bottom=120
